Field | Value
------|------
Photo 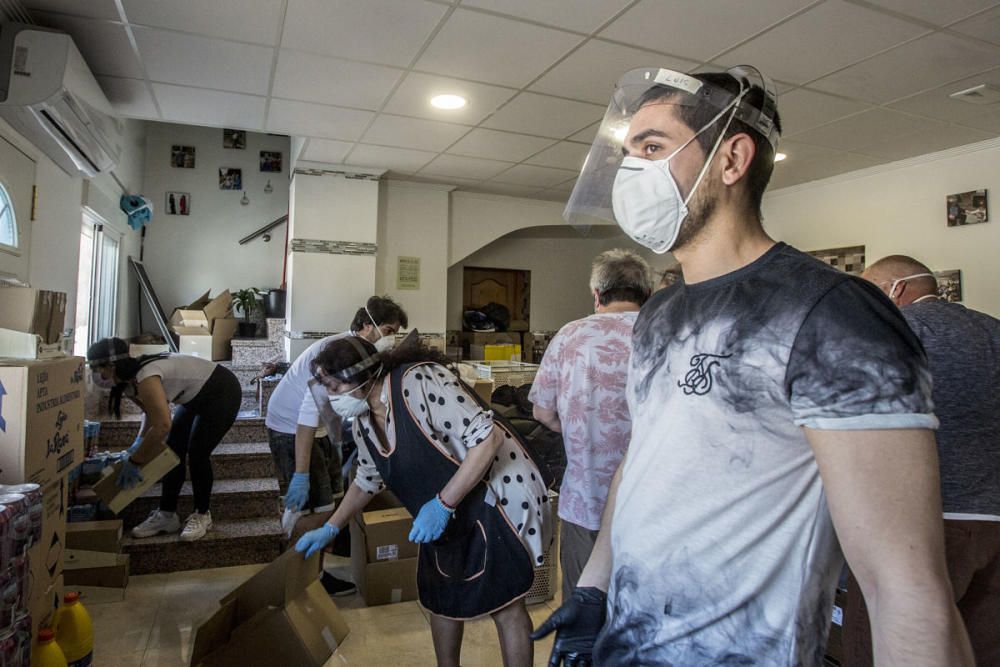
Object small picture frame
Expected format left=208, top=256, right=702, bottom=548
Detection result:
left=219, top=168, right=242, bottom=190
left=260, top=151, right=282, bottom=173
left=171, top=145, right=195, bottom=168
left=165, top=191, right=190, bottom=215
left=946, top=189, right=987, bottom=227
left=223, top=128, right=246, bottom=150
left=935, top=270, right=962, bottom=302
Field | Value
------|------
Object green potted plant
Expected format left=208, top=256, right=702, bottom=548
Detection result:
left=233, top=288, right=262, bottom=338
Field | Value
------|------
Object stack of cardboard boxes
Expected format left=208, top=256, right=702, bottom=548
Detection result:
left=63, top=520, right=128, bottom=595
left=0, top=287, right=69, bottom=359
left=0, top=354, right=85, bottom=639
left=350, top=493, right=419, bottom=606
left=169, top=290, right=239, bottom=361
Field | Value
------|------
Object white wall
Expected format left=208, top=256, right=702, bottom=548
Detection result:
left=449, top=191, right=617, bottom=265
left=0, top=116, right=146, bottom=339
left=447, top=228, right=676, bottom=331
left=376, top=181, right=451, bottom=333
left=763, top=138, right=1000, bottom=317
left=141, top=123, right=289, bottom=319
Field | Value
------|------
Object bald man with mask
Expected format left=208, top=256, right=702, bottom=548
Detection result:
left=851, top=255, right=1000, bottom=666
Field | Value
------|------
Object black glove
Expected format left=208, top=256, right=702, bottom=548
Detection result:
left=531, top=586, right=607, bottom=667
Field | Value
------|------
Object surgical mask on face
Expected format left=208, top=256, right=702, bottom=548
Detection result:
left=612, top=92, right=745, bottom=253
left=92, top=369, right=115, bottom=389
left=329, top=379, right=376, bottom=418
left=373, top=336, right=395, bottom=353
left=888, top=273, right=936, bottom=301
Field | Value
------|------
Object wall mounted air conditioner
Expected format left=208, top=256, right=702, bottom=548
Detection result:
left=0, top=23, right=123, bottom=177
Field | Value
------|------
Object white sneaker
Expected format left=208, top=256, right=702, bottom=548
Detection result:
left=131, top=510, right=180, bottom=539
left=179, top=511, right=213, bottom=542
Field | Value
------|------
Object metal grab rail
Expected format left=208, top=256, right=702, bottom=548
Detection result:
left=238, top=214, right=288, bottom=245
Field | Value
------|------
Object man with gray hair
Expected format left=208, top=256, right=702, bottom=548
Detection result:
left=851, top=255, right=1000, bottom=665
left=529, top=248, right=653, bottom=598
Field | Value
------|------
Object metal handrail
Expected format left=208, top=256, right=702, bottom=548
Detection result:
left=238, top=214, right=288, bottom=245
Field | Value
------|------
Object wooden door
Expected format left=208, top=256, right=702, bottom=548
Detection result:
left=463, top=267, right=530, bottom=326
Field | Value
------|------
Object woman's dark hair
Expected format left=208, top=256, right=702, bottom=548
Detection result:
left=311, top=335, right=453, bottom=386
left=88, top=337, right=169, bottom=418
left=350, top=295, right=409, bottom=333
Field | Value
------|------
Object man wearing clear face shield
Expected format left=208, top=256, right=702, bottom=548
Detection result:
left=532, top=66, right=973, bottom=666
left=265, top=295, right=407, bottom=597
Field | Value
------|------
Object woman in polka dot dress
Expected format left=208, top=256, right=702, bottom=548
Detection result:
left=294, top=335, right=552, bottom=667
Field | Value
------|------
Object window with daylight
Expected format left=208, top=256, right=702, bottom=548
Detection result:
left=0, top=183, right=16, bottom=249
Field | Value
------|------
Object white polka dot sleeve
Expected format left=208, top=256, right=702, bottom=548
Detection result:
left=401, top=364, right=494, bottom=451
left=351, top=419, right=386, bottom=495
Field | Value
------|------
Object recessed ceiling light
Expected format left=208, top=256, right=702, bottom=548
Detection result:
left=774, top=152, right=787, bottom=162
left=430, top=94, right=467, bottom=110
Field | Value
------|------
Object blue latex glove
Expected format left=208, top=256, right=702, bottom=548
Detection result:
left=116, top=458, right=144, bottom=489
left=408, top=496, right=454, bottom=544
left=285, top=472, right=310, bottom=512
left=127, top=436, right=143, bottom=455
left=295, top=524, right=338, bottom=559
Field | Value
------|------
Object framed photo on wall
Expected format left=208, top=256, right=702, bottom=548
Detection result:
left=223, top=128, right=246, bottom=149
left=165, top=191, right=190, bottom=215
left=171, top=145, right=195, bottom=168
left=219, top=168, right=242, bottom=190
left=946, top=189, right=987, bottom=227
left=260, top=151, right=282, bottom=172
left=935, top=270, right=962, bottom=302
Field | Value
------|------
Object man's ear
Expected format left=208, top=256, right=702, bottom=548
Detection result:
left=719, top=132, right=757, bottom=187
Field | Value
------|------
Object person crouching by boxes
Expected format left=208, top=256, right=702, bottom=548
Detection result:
left=87, top=337, right=241, bottom=541
left=295, top=335, right=552, bottom=667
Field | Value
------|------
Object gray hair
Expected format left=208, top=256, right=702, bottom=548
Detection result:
left=590, top=249, right=654, bottom=307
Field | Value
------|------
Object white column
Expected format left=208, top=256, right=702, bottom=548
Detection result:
left=284, top=164, right=383, bottom=360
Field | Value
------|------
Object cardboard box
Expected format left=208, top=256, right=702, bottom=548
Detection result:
left=471, top=379, right=494, bottom=404
left=169, top=291, right=239, bottom=361
left=28, top=477, right=68, bottom=638
left=0, top=328, right=69, bottom=360
left=460, top=331, right=518, bottom=360
left=190, top=550, right=349, bottom=667
left=0, top=356, right=85, bottom=486
left=0, top=287, right=67, bottom=344
left=349, top=495, right=418, bottom=606
left=93, top=447, right=181, bottom=514
left=65, top=520, right=122, bottom=553
left=63, top=554, right=129, bottom=588
left=129, top=343, right=170, bottom=357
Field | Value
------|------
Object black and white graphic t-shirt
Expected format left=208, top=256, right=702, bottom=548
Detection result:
left=595, top=243, right=937, bottom=667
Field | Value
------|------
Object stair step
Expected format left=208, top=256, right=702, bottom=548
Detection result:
left=122, top=516, right=283, bottom=574
left=213, top=442, right=275, bottom=479
left=119, top=477, right=279, bottom=527
left=98, top=415, right=268, bottom=449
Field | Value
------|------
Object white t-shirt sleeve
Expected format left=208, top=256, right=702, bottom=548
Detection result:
left=297, top=384, right=321, bottom=429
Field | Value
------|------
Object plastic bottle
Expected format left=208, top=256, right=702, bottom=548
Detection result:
left=33, top=628, right=68, bottom=667
left=54, top=593, right=93, bottom=667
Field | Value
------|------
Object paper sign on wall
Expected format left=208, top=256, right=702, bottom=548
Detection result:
left=396, top=256, right=420, bottom=290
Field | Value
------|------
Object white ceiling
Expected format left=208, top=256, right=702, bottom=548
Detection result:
left=17, top=0, right=1000, bottom=199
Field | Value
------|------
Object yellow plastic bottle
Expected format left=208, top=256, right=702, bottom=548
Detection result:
left=33, top=628, right=68, bottom=667
left=54, top=592, right=93, bottom=667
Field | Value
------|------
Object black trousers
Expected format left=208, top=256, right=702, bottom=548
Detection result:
left=160, top=366, right=241, bottom=513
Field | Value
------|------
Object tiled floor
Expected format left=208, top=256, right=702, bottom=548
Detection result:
left=82, top=555, right=561, bottom=666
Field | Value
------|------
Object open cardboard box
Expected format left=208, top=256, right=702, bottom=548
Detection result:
left=190, top=549, right=349, bottom=666
left=169, top=290, right=239, bottom=361
left=350, top=492, right=418, bottom=607
left=0, top=286, right=67, bottom=344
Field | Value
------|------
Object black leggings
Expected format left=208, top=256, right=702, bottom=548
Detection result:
left=159, top=366, right=241, bottom=514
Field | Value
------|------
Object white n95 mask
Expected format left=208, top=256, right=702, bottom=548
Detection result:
left=329, top=393, right=369, bottom=418
left=612, top=92, right=745, bottom=254
left=373, top=335, right=395, bottom=354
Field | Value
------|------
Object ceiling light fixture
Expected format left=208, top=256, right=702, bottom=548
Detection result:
left=430, top=94, right=467, bottom=110
left=774, top=152, right=787, bottom=162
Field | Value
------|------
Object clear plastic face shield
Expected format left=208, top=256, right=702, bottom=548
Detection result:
left=564, top=66, right=779, bottom=236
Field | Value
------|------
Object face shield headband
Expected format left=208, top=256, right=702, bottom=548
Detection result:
left=564, top=65, right=779, bottom=230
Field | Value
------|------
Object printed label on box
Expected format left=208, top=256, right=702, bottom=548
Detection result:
left=376, top=544, right=399, bottom=561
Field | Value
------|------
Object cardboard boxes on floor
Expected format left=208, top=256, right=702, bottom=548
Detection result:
left=169, top=290, right=239, bottom=361
left=190, top=549, right=349, bottom=667
left=63, top=520, right=128, bottom=590
left=350, top=493, right=418, bottom=606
